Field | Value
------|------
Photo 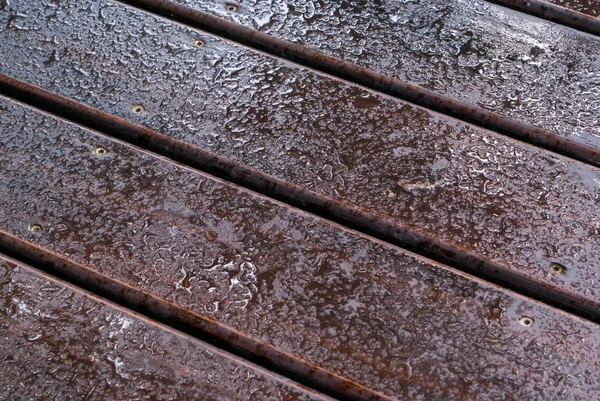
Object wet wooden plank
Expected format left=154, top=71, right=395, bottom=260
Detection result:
left=546, top=0, right=600, bottom=16
left=500, top=0, right=600, bottom=19
left=0, top=254, right=330, bottom=401
left=129, top=0, right=600, bottom=149
left=3, top=97, right=600, bottom=400
left=1, top=0, right=600, bottom=315
left=489, top=0, right=600, bottom=34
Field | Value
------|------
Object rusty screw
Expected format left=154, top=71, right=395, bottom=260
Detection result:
left=550, top=262, right=567, bottom=275
left=518, top=316, right=534, bottom=327
left=94, top=147, right=108, bottom=156
left=29, top=224, right=43, bottom=234
left=130, top=104, right=145, bottom=114
left=382, top=189, right=396, bottom=198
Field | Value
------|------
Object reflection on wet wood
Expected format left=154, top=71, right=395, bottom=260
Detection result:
left=0, top=254, right=330, bottom=401
left=126, top=0, right=600, bottom=148
left=2, top=97, right=600, bottom=400
left=2, top=0, right=600, bottom=317
left=488, top=0, right=600, bottom=34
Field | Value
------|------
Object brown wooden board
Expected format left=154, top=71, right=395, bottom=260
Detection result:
left=0, top=254, right=331, bottom=401
left=126, top=0, right=600, bottom=151
left=546, top=0, right=600, bottom=16
left=2, top=97, right=600, bottom=400
left=1, top=0, right=600, bottom=315
left=501, top=0, right=600, bottom=19
left=487, top=0, right=600, bottom=34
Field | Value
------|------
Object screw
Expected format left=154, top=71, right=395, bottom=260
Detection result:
left=29, top=224, right=43, bottom=234
left=550, top=262, right=567, bottom=275
left=94, top=147, right=108, bottom=156
left=383, top=189, right=396, bottom=198
left=518, top=316, right=534, bottom=327
left=225, top=3, right=239, bottom=12
left=130, top=104, right=145, bottom=114
left=193, top=38, right=205, bottom=46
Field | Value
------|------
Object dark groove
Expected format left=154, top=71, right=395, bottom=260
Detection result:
left=0, top=230, right=380, bottom=401
left=115, top=0, right=600, bottom=168
left=487, top=0, right=600, bottom=36
left=2, top=74, right=600, bottom=330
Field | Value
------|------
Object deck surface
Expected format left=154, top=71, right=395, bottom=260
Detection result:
left=497, top=0, right=600, bottom=19
left=0, top=254, right=328, bottom=401
left=1, top=0, right=600, bottom=315
left=1, top=0, right=600, bottom=400
left=485, top=0, right=600, bottom=35
left=2, top=93, right=600, bottom=400
left=128, top=0, right=600, bottom=148
left=546, top=0, right=600, bottom=15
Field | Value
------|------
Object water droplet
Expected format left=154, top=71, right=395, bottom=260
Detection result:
left=26, top=333, right=43, bottom=341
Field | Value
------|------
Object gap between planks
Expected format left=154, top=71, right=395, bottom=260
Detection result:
left=0, top=230, right=382, bottom=401
left=487, top=0, right=600, bottom=36
left=1, top=77, right=600, bottom=327
left=116, top=0, right=600, bottom=168
left=0, top=252, right=337, bottom=401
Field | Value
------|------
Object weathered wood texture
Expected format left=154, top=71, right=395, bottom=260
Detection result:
left=488, top=0, right=600, bottom=34
left=2, top=97, right=600, bottom=400
left=128, top=0, right=600, bottom=148
left=1, top=0, right=600, bottom=315
left=500, top=0, right=600, bottom=18
left=0, top=254, right=330, bottom=401
left=546, top=0, right=600, bottom=16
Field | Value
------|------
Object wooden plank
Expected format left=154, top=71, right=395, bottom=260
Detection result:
left=125, top=0, right=600, bottom=151
left=489, top=0, right=600, bottom=33
left=0, top=255, right=331, bottom=401
left=546, top=0, right=600, bottom=16
left=2, top=97, right=600, bottom=400
left=1, top=0, right=600, bottom=315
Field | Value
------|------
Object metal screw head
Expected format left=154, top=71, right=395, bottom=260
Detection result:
left=225, top=3, right=239, bottom=12
left=550, top=262, right=567, bottom=275
left=130, top=104, right=145, bottom=114
left=518, top=316, right=534, bottom=327
left=94, top=147, right=108, bottom=156
left=382, top=189, right=396, bottom=198
left=29, top=224, right=43, bottom=234
left=193, top=38, right=205, bottom=46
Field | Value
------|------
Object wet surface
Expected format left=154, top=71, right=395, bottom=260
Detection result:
left=546, top=0, right=600, bottom=17
left=3, top=98, right=600, bottom=400
left=0, top=255, right=327, bottom=401
left=155, top=0, right=600, bottom=145
left=1, top=0, right=600, bottom=312
left=488, top=0, right=600, bottom=35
